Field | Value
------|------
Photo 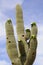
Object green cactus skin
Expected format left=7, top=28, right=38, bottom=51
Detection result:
left=25, top=29, right=31, bottom=40
left=31, top=22, right=38, bottom=37
left=25, top=35, right=37, bottom=65
left=16, top=5, right=28, bottom=57
left=16, top=4, right=24, bottom=38
left=5, top=19, right=22, bottom=65
left=5, top=4, right=38, bottom=65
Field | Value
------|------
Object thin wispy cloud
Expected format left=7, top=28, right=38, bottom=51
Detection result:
left=0, top=60, right=11, bottom=65
left=0, top=0, right=24, bottom=10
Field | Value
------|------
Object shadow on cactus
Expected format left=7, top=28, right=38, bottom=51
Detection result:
left=5, top=4, right=38, bottom=65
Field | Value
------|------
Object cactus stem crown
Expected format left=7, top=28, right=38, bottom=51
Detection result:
left=26, top=29, right=30, bottom=32
left=31, top=22, right=36, bottom=27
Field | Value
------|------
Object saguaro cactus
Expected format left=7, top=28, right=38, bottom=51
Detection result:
left=5, top=4, right=38, bottom=65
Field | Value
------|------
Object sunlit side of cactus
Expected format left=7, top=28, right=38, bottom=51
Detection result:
left=5, top=20, right=21, bottom=65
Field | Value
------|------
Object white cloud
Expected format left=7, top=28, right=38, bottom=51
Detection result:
left=0, top=60, right=11, bottom=65
left=0, top=12, right=8, bottom=22
left=0, top=48, right=6, bottom=53
left=0, top=12, right=7, bottom=40
left=37, top=25, right=43, bottom=55
left=0, top=0, right=24, bottom=10
left=0, top=12, right=11, bottom=39
left=0, top=23, right=6, bottom=38
left=34, top=55, right=43, bottom=65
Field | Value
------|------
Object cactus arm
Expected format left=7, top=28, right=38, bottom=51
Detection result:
left=31, top=22, right=38, bottom=37
left=5, top=19, right=21, bottom=65
left=16, top=4, right=25, bottom=38
left=18, top=40, right=26, bottom=65
left=16, top=5, right=29, bottom=65
left=18, top=40, right=26, bottom=56
left=16, top=4, right=28, bottom=56
left=24, top=35, right=37, bottom=65
left=24, top=22, right=38, bottom=65
left=25, top=29, right=31, bottom=40
left=25, top=29, right=31, bottom=49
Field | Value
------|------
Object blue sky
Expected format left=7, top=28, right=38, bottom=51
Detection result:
left=0, top=0, right=43, bottom=65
